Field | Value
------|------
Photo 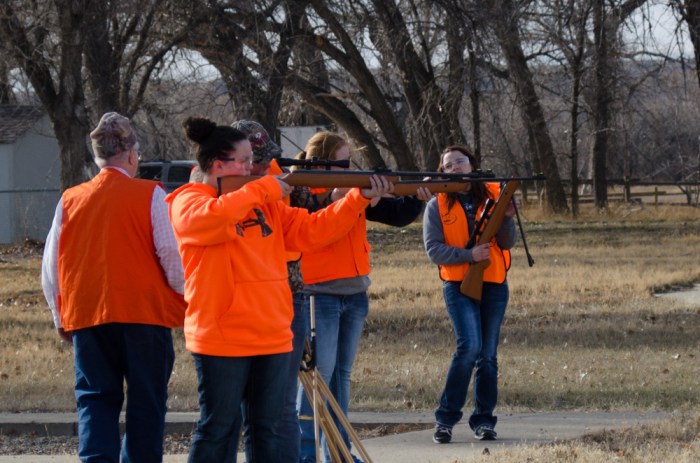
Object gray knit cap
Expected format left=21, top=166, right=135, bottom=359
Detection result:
left=90, top=112, right=138, bottom=159
left=231, top=120, right=282, bottom=164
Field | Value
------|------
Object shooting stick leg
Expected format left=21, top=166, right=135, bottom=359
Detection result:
left=299, top=370, right=355, bottom=462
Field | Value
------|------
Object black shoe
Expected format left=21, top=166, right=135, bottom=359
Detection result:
left=474, top=423, right=497, bottom=440
left=433, top=425, right=452, bottom=444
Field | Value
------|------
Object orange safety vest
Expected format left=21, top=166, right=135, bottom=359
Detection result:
left=300, top=189, right=369, bottom=285
left=58, top=169, right=186, bottom=331
left=436, top=183, right=511, bottom=283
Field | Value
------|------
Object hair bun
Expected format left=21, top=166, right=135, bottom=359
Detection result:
left=183, top=117, right=217, bottom=144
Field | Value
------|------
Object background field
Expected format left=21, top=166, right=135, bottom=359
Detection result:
left=1, top=202, right=699, bottom=460
left=1, top=202, right=698, bottom=416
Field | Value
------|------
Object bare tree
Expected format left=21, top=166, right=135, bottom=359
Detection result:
left=536, top=0, right=594, bottom=216
left=589, top=0, right=648, bottom=208
left=174, top=0, right=299, bottom=136
left=0, top=55, right=16, bottom=104
left=674, top=0, right=700, bottom=89
left=0, top=0, right=93, bottom=190
left=0, top=0, right=207, bottom=188
left=83, top=0, right=197, bottom=118
left=485, top=0, right=569, bottom=213
left=366, top=0, right=465, bottom=168
left=290, top=0, right=418, bottom=169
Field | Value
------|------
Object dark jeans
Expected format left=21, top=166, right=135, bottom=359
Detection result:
left=232, top=294, right=308, bottom=463
left=188, top=352, right=291, bottom=463
left=276, top=292, right=308, bottom=460
left=435, top=281, right=508, bottom=430
left=73, top=323, right=174, bottom=463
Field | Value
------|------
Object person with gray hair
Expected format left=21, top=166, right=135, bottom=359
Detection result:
left=41, top=112, right=186, bottom=462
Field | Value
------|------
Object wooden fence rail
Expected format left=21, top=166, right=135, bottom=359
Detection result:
left=517, top=179, right=700, bottom=206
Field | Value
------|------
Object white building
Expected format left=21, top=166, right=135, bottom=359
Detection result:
left=0, top=106, right=61, bottom=244
left=278, top=125, right=328, bottom=158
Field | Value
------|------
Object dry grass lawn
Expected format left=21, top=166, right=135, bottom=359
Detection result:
left=0, top=202, right=698, bottom=459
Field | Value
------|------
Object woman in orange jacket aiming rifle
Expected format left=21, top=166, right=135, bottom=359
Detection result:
left=166, top=117, right=393, bottom=463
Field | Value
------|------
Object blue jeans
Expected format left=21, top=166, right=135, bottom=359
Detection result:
left=188, top=352, right=290, bottom=463
left=435, top=281, right=508, bottom=431
left=235, top=294, right=308, bottom=463
left=298, top=292, right=369, bottom=463
left=72, top=323, right=174, bottom=463
left=274, top=292, right=309, bottom=460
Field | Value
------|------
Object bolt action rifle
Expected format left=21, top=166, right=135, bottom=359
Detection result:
left=217, top=169, right=543, bottom=197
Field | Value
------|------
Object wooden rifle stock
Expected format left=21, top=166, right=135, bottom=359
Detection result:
left=459, top=180, right=520, bottom=301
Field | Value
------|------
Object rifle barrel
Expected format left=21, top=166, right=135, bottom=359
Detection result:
left=277, top=158, right=350, bottom=169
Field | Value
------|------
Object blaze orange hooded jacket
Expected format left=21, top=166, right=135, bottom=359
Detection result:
left=166, top=175, right=370, bottom=357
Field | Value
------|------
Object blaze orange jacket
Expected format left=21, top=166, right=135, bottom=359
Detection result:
left=58, top=169, right=186, bottom=331
left=436, top=183, right=511, bottom=283
left=165, top=176, right=370, bottom=357
left=300, top=207, right=370, bottom=284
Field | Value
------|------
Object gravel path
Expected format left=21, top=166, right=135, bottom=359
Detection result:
left=0, top=424, right=426, bottom=456
left=0, top=433, right=191, bottom=456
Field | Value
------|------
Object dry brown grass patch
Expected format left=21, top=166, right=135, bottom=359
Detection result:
left=463, top=413, right=700, bottom=463
left=0, top=205, right=698, bottom=416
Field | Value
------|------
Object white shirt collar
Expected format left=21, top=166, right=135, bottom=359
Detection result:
left=102, top=166, right=131, bottom=177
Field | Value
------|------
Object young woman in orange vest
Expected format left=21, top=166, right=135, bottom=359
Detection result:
left=166, top=117, right=393, bottom=463
left=422, top=145, right=516, bottom=444
left=296, top=132, right=431, bottom=463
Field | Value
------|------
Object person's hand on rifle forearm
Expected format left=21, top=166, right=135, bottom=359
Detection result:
left=360, top=175, right=394, bottom=206
left=470, top=243, right=491, bottom=263
left=505, top=199, right=520, bottom=217
left=414, top=187, right=433, bottom=202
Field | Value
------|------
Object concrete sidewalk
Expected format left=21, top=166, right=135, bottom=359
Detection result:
left=0, top=411, right=669, bottom=462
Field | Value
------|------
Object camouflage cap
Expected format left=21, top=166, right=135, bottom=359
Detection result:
left=89, top=112, right=137, bottom=159
left=231, top=120, right=282, bottom=164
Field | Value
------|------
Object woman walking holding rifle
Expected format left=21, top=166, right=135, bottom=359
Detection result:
left=422, top=145, right=516, bottom=443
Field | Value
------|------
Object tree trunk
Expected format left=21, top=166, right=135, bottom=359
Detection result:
left=490, top=1, right=569, bottom=213
left=467, top=38, right=482, bottom=162
left=51, top=109, right=94, bottom=190
left=289, top=76, right=387, bottom=169
left=0, top=59, right=15, bottom=104
left=300, top=0, right=418, bottom=170
left=570, top=71, right=582, bottom=217
left=83, top=1, right=118, bottom=115
left=591, top=0, right=610, bottom=209
left=0, top=0, right=93, bottom=190
left=679, top=1, right=700, bottom=91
